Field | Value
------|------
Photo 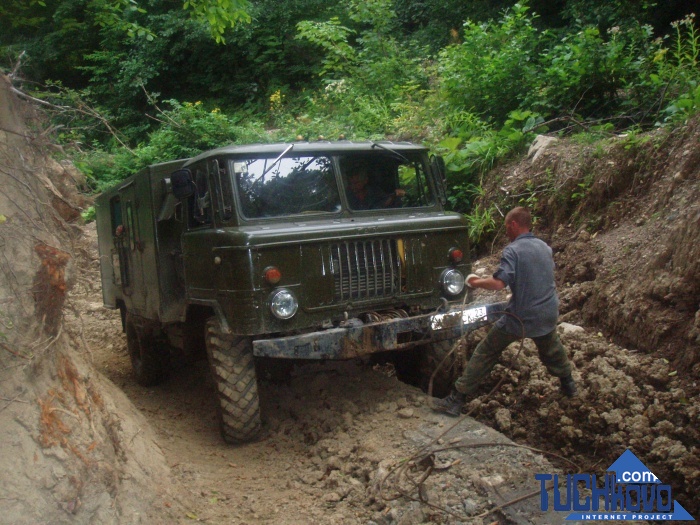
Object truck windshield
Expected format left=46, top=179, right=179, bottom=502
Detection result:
left=340, top=153, right=435, bottom=211
left=233, top=155, right=342, bottom=218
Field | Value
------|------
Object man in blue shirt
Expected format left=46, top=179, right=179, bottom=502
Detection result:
left=433, top=206, right=577, bottom=417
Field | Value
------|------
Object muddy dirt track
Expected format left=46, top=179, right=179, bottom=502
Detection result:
left=71, top=251, right=559, bottom=524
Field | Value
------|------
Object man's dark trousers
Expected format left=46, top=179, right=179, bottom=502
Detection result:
left=454, top=326, right=572, bottom=395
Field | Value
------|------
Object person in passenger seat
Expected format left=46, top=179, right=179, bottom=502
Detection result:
left=346, top=169, right=405, bottom=209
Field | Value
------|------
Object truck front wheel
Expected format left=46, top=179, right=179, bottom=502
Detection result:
left=420, top=339, right=462, bottom=398
left=205, top=317, right=262, bottom=444
left=125, top=313, right=168, bottom=387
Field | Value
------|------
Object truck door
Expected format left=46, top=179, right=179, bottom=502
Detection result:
left=117, top=182, right=148, bottom=314
left=181, top=163, right=216, bottom=298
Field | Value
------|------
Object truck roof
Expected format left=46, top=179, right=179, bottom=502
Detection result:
left=95, top=158, right=190, bottom=203
left=185, top=140, right=428, bottom=166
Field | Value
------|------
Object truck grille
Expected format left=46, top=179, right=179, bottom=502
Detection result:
left=331, top=239, right=401, bottom=301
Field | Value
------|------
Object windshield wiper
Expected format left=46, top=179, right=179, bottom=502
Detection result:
left=258, top=144, right=295, bottom=181
left=371, top=141, right=410, bottom=163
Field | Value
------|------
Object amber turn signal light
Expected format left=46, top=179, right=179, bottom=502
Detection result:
left=264, top=266, right=282, bottom=284
left=449, top=248, right=463, bottom=263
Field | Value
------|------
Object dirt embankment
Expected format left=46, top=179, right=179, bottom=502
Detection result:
left=0, top=74, right=182, bottom=524
left=469, top=119, right=700, bottom=517
left=485, top=121, right=700, bottom=371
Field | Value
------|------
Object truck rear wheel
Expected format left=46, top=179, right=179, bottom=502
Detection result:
left=421, top=339, right=461, bottom=398
left=205, top=317, right=262, bottom=444
left=125, top=313, right=168, bottom=387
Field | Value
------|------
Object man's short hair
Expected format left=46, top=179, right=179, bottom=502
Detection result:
left=506, top=206, right=532, bottom=229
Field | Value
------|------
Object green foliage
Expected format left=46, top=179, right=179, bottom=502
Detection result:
left=137, top=100, right=267, bottom=159
left=4, top=0, right=699, bottom=199
left=0, top=0, right=48, bottom=32
left=1, top=0, right=250, bottom=49
left=393, top=0, right=512, bottom=51
left=89, top=0, right=155, bottom=41
left=530, top=23, right=655, bottom=120
left=571, top=173, right=595, bottom=202
left=74, top=149, right=140, bottom=192
left=296, top=17, right=357, bottom=77
left=466, top=204, right=497, bottom=245
left=436, top=109, right=544, bottom=212
left=81, top=206, right=96, bottom=223
left=182, top=0, right=251, bottom=43
left=620, top=129, right=651, bottom=150
left=446, top=183, right=480, bottom=214
left=347, top=0, right=396, bottom=30
left=517, top=178, right=546, bottom=210
left=438, top=3, right=540, bottom=126
left=290, top=1, right=432, bottom=140
left=2, top=0, right=314, bottom=143
left=78, top=99, right=269, bottom=190
left=658, top=15, right=700, bottom=122
left=437, top=2, right=700, bottom=130
left=89, top=0, right=251, bottom=43
left=560, top=0, right=655, bottom=29
left=663, top=82, right=700, bottom=121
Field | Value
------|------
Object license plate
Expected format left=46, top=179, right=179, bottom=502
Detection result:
left=431, top=306, right=488, bottom=330
left=463, top=306, right=487, bottom=324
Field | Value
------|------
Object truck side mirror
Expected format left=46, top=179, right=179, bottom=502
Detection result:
left=430, top=155, right=448, bottom=206
left=171, top=169, right=195, bottom=200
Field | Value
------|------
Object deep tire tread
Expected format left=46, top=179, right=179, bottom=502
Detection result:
left=205, top=318, right=261, bottom=443
left=421, top=339, right=461, bottom=398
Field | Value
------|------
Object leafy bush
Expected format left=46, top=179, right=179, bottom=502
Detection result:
left=658, top=15, right=700, bottom=122
left=138, top=100, right=269, bottom=159
left=296, top=17, right=357, bottom=78
left=437, top=2, right=700, bottom=130
left=529, top=23, right=655, bottom=121
left=20, top=0, right=700, bottom=199
left=78, top=99, right=269, bottom=190
left=438, top=3, right=540, bottom=126
left=81, top=206, right=96, bottom=223
left=466, top=204, right=497, bottom=245
left=292, top=0, right=432, bottom=140
left=436, top=109, right=544, bottom=212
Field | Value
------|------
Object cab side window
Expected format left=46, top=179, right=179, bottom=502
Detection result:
left=188, top=165, right=212, bottom=227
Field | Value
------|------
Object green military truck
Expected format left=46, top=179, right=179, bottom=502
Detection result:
left=95, top=141, right=503, bottom=443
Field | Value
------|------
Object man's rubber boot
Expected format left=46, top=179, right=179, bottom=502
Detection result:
left=432, top=390, right=467, bottom=417
left=560, top=375, right=578, bottom=398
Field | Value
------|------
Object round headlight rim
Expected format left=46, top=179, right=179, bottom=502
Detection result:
left=441, top=268, right=465, bottom=296
left=269, top=288, right=299, bottom=320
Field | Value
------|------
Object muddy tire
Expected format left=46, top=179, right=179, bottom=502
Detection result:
left=126, top=313, right=168, bottom=387
left=205, top=317, right=262, bottom=444
left=420, top=339, right=461, bottom=398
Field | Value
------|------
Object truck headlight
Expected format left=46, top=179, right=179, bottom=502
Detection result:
left=441, top=269, right=465, bottom=296
left=269, top=289, right=298, bottom=319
